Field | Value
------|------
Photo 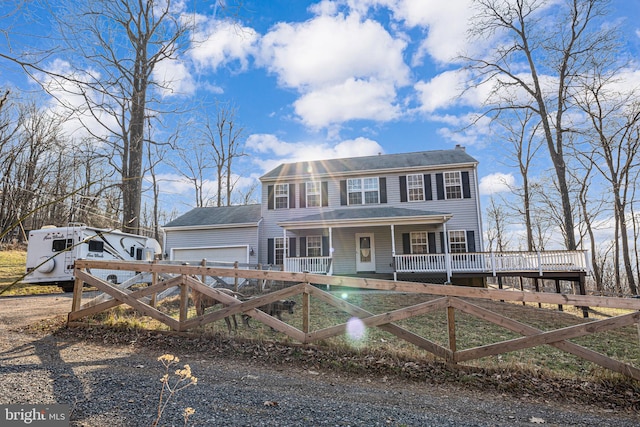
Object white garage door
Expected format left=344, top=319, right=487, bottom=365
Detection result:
left=172, top=247, right=247, bottom=264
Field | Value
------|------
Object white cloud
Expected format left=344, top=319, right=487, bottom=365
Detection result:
left=294, top=78, right=401, bottom=128
left=38, top=59, right=118, bottom=139
left=258, top=13, right=409, bottom=89
left=189, top=19, right=258, bottom=71
left=479, top=173, right=515, bottom=195
left=246, top=133, right=383, bottom=172
left=153, top=58, right=196, bottom=97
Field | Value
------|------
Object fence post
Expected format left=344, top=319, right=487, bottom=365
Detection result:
left=234, top=261, right=239, bottom=292
left=150, top=261, right=158, bottom=308
left=302, top=286, right=310, bottom=337
left=179, top=280, right=189, bottom=331
left=447, top=302, right=457, bottom=362
left=200, top=259, right=207, bottom=285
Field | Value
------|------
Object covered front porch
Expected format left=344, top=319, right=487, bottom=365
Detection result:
left=278, top=207, right=590, bottom=282
left=279, top=206, right=454, bottom=279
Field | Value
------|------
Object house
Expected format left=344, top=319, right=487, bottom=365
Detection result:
left=163, top=146, right=486, bottom=284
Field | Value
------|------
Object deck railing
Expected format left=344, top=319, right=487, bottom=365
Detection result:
left=285, top=256, right=332, bottom=274
left=394, top=250, right=590, bottom=275
left=283, top=250, right=590, bottom=276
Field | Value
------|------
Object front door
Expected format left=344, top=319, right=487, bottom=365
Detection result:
left=355, top=233, right=375, bottom=272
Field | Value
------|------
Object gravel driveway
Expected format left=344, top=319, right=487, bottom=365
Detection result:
left=0, top=293, right=638, bottom=426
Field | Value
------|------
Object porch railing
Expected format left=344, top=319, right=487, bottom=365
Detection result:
left=394, top=250, right=590, bottom=275
left=285, top=256, right=332, bottom=274
left=284, top=250, right=589, bottom=276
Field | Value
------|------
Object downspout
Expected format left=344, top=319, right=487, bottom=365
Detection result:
left=391, top=224, right=397, bottom=281
left=328, top=226, right=333, bottom=276
left=473, top=163, right=485, bottom=251
left=256, top=217, right=263, bottom=264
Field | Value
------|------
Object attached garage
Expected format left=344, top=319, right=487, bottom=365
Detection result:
left=162, top=204, right=262, bottom=266
left=172, top=246, right=249, bottom=264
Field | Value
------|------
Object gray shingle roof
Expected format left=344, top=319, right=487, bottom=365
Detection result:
left=260, top=148, right=477, bottom=181
left=278, top=207, right=451, bottom=228
left=163, top=204, right=261, bottom=228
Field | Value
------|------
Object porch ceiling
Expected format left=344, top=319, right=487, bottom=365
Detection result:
left=278, top=207, right=452, bottom=230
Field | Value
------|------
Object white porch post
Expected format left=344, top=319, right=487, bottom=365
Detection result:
left=328, top=227, right=333, bottom=276
left=283, top=228, right=287, bottom=272
left=444, top=222, right=451, bottom=283
left=390, top=224, right=397, bottom=281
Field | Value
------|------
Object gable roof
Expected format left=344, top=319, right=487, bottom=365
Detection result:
left=163, top=204, right=262, bottom=229
left=260, top=147, right=477, bottom=182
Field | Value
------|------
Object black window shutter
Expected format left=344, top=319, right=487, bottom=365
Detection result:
left=462, top=171, right=471, bottom=199
left=428, top=232, right=437, bottom=254
left=399, top=176, right=407, bottom=202
left=340, top=180, right=347, bottom=205
left=321, top=182, right=329, bottom=207
left=289, top=237, right=296, bottom=257
left=424, top=174, right=432, bottom=200
left=436, top=174, right=445, bottom=200
left=289, top=183, right=296, bottom=208
left=267, top=238, right=274, bottom=264
left=402, top=233, right=411, bottom=254
left=466, top=230, right=475, bottom=252
left=440, top=232, right=446, bottom=253
left=300, top=237, right=307, bottom=257
left=267, top=185, right=274, bottom=210
left=299, top=184, right=306, bottom=208
left=322, top=236, right=329, bottom=256
left=379, top=177, right=387, bottom=203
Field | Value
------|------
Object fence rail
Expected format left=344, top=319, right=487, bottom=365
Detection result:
left=68, top=259, right=640, bottom=381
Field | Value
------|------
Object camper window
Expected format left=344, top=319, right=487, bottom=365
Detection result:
left=52, top=239, right=72, bottom=252
left=89, top=240, right=104, bottom=252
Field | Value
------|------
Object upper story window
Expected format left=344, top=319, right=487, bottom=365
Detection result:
left=306, top=235, right=323, bottom=257
left=306, top=181, right=321, bottom=207
left=348, top=177, right=379, bottom=205
left=275, top=183, right=289, bottom=209
left=449, top=230, right=467, bottom=253
left=444, top=172, right=463, bottom=199
left=407, top=174, right=425, bottom=202
left=410, top=231, right=428, bottom=254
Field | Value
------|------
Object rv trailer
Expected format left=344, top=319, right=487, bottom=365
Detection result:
left=24, top=223, right=161, bottom=292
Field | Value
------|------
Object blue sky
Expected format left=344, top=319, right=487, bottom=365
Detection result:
left=2, top=0, right=640, bottom=224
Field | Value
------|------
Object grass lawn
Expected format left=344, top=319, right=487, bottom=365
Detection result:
left=84, top=286, right=640, bottom=380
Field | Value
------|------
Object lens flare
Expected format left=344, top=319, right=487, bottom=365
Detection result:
left=346, top=317, right=366, bottom=341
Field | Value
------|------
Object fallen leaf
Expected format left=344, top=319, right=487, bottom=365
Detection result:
left=263, top=401, right=278, bottom=407
left=529, top=416, right=545, bottom=424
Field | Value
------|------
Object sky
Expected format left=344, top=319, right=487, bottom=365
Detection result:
left=2, top=0, right=640, bottom=234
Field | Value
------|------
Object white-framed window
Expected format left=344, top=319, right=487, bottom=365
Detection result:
left=444, top=171, right=463, bottom=200
left=410, top=231, right=428, bottom=254
left=275, top=184, right=289, bottom=209
left=306, top=235, right=322, bottom=257
left=347, top=177, right=379, bottom=205
left=306, top=181, right=321, bottom=207
left=449, top=230, right=467, bottom=253
left=274, top=237, right=286, bottom=264
left=407, top=174, right=424, bottom=202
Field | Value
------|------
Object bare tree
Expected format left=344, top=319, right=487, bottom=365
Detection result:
left=201, top=102, right=246, bottom=207
left=574, top=68, right=640, bottom=295
left=19, top=0, right=195, bottom=234
left=466, top=0, right=617, bottom=250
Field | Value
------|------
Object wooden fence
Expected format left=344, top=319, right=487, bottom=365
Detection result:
left=68, top=260, right=640, bottom=381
